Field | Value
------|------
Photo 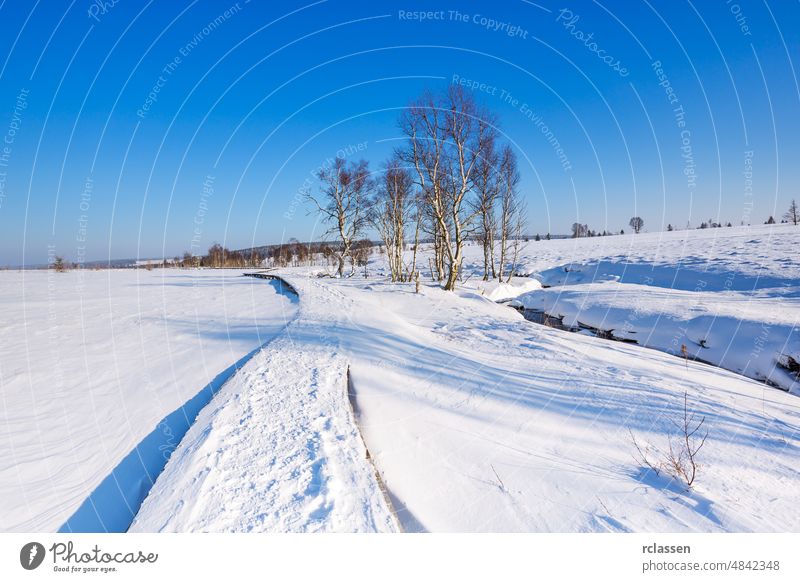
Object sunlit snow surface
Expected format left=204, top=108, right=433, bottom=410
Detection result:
left=3, top=224, right=799, bottom=532
left=135, top=225, right=799, bottom=532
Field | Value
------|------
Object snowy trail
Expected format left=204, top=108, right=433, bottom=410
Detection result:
left=130, top=276, right=398, bottom=532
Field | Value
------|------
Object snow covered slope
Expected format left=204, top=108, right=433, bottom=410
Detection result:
left=497, top=223, right=800, bottom=291
left=134, top=266, right=799, bottom=532
left=341, top=282, right=799, bottom=532
left=512, top=282, right=799, bottom=392
left=0, top=269, right=296, bottom=532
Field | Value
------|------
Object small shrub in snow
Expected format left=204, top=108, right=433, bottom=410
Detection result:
left=629, top=392, right=709, bottom=489
left=52, top=256, right=67, bottom=272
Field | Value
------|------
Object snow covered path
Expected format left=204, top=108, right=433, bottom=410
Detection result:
left=130, top=277, right=397, bottom=532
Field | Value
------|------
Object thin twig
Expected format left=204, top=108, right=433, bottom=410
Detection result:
left=490, top=463, right=506, bottom=491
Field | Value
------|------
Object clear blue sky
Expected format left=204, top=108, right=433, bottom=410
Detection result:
left=0, top=0, right=797, bottom=265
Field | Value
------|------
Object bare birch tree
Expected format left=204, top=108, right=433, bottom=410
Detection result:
left=497, top=146, right=524, bottom=282
left=406, top=192, right=424, bottom=282
left=306, top=157, right=371, bottom=277
left=472, top=136, right=499, bottom=280
left=372, top=156, right=414, bottom=281
left=401, top=86, right=496, bottom=290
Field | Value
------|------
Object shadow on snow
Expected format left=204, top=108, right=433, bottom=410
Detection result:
left=59, top=278, right=297, bottom=533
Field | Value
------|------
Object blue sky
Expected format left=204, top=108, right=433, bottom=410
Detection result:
left=0, top=0, right=797, bottom=265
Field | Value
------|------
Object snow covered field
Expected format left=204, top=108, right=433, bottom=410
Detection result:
left=131, top=225, right=799, bottom=532
left=500, top=223, right=800, bottom=290
left=0, top=269, right=296, bottom=532
left=3, top=224, right=799, bottom=533
left=346, top=281, right=799, bottom=532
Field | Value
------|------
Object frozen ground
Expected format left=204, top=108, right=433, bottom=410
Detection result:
left=0, top=269, right=296, bottom=532
left=133, top=226, right=799, bottom=532
left=4, top=224, right=799, bottom=533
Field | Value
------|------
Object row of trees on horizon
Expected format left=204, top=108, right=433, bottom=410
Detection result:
left=41, top=197, right=799, bottom=273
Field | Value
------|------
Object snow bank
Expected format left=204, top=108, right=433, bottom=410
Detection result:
left=501, top=223, right=800, bottom=289
left=0, top=270, right=296, bottom=532
left=482, top=225, right=800, bottom=394
left=471, top=277, right=543, bottom=302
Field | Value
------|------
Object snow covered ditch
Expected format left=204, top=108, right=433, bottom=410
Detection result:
left=0, top=269, right=297, bottom=532
left=510, top=282, right=799, bottom=393
left=497, top=226, right=800, bottom=394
